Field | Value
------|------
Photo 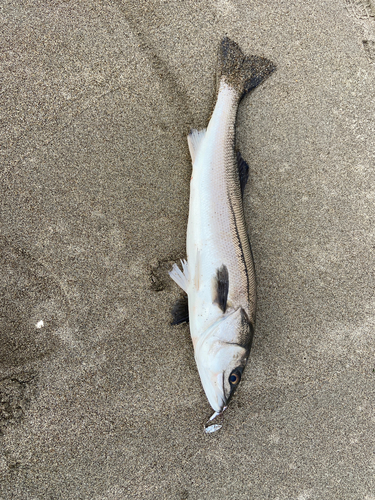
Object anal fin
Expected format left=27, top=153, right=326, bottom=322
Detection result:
left=187, top=128, right=206, bottom=164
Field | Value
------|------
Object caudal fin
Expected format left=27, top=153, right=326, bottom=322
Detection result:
left=219, top=37, right=275, bottom=97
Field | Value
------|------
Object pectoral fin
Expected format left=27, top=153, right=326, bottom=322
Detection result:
left=171, top=295, right=189, bottom=325
left=214, top=265, right=229, bottom=313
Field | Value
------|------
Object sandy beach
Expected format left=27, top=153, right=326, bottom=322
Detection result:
left=1, top=0, right=375, bottom=498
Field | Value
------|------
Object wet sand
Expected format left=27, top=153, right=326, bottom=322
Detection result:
left=1, top=1, right=375, bottom=498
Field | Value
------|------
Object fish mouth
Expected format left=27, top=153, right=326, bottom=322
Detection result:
left=197, top=367, right=226, bottom=413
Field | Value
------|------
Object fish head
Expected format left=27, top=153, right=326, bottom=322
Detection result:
left=195, top=307, right=254, bottom=413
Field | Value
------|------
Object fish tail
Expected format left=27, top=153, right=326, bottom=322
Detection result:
left=219, top=37, right=275, bottom=97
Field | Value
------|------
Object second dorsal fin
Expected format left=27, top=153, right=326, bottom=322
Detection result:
left=237, top=151, right=249, bottom=197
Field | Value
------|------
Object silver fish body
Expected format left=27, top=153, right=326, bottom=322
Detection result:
left=170, top=38, right=275, bottom=414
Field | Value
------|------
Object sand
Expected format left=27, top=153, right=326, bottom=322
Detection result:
left=1, top=0, right=375, bottom=498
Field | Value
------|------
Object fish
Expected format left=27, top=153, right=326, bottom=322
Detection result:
left=169, top=37, right=275, bottom=429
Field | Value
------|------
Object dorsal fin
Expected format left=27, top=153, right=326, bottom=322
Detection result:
left=187, top=128, right=206, bottom=164
left=237, top=151, right=249, bottom=197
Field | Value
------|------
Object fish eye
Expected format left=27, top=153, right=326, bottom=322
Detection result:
left=229, top=369, right=241, bottom=385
